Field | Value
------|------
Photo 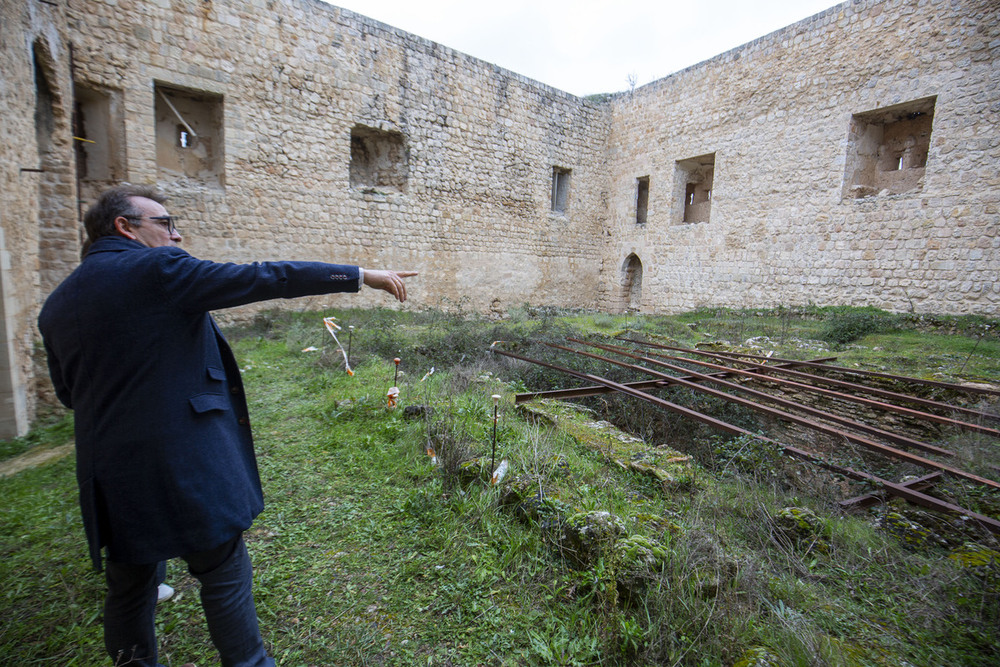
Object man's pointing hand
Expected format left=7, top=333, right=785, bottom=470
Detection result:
left=363, top=270, right=418, bottom=302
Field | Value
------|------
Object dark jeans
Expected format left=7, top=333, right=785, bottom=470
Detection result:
left=103, top=534, right=275, bottom=667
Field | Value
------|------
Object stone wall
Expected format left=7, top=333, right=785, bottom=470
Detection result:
left=602, top=0, right=1000, bottom=314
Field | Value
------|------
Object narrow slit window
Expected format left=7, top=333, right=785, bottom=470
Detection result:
left=636, top=176, right=649, bottom=225
left=551, top=167, right=571, bottom=213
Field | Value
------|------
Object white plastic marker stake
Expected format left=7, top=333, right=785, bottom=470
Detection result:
left=322, top=316, right=354, bottom=376
left=347, top=326, right=354, bottom=368
left=491, top=459, right=509, bottom=485
left=490, top=394, right=501, bottom=481
left=421, top=367, right=436, bottom=462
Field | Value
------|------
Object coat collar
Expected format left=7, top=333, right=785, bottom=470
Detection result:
left=86, top=236, right=147, bottom=257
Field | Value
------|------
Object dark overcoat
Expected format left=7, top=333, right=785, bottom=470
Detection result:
left=38, top=236, right=361, bottom=569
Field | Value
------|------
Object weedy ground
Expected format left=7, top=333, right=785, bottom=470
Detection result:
left=1, top=306, right=998, bottom=666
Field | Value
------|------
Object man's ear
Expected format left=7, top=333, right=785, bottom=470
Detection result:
left=113, top=216, right=137, bottom=240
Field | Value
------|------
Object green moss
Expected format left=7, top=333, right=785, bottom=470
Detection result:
left=610, top=535, right=668, bottom=606
left=613, top=534, right=668, bottom=566
left=558, top=511, right=626, bottom=567
left=948, top=542, right=1000, bottom=593
left=877, top=511, right=946, bottom=549
left=774, top=507, right=830, bottom=554
left=732, top=646, right=780, bottom=667
left=633, top=512, right=683, bottom=535
left=948, top=542, right=1000, bottom=568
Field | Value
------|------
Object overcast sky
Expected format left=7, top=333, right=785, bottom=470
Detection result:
left=325, top=0, right=843, bottom=97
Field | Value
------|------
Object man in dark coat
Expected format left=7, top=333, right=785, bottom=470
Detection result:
left=38, top=184, right=416, bottom=667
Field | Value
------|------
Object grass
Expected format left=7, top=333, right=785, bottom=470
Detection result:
left=0, top=407, right=73, bottom=461
left=1, top=306, right=998, bottom=666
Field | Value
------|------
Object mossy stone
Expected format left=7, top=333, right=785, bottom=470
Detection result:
left=732, top=646, right=780, bottom=667
left=774, top=506, right=830, bottom=554
left=611, top=535, right=668, bottom=605
left=556, top=510, right=626, bottom=567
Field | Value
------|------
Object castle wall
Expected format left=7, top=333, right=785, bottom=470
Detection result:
left=603, top=0, right=1000, bottom=315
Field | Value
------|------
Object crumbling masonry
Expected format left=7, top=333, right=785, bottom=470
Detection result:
left=2, top=0, right=998, bottom=436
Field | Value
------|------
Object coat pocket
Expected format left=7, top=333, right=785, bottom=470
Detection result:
left=207, top=366, right=227, bottom=382
left=189, top=392, right=230, bottom=414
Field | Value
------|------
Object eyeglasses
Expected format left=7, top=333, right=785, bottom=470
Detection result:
left=125, top=215, right=179, bottom=234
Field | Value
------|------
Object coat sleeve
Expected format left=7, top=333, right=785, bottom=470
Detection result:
left=151, top=248, right=361, bottom=313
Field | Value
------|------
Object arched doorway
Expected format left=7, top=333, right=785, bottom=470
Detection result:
left=621, top=254, right=642, bottom=313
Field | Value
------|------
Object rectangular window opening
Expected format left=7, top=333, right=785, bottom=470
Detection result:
left=551, top=167, right=571, bottom=213
left=349, top=124, right=408, bottom=192
left=636, top=176, right=649, bottom=224
left=73, top=82, right=126, bottom=214
left=676, top=153, right=715, bottom=224
left=154, top=82, right=224, bottom=186
left=73, top=84, right=121, bottom=183
left=844, top=96, right=936, bottom=199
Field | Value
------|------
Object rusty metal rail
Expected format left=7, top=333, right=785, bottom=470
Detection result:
left=493, top=345, right=1000, bottom=534
left=625, top=346, right=997, bottom=434
left=621, top=337, right=1000, bottom=399
left=620, top=338, right=1000, bottom=433
left=584, top=338, right=999, bottom=441
left=567, top=338, right=955, bottom=458
left=839, top=472, right=943, bottom=510
left=513, top=355, right=838, bottom=403
left=547, top=342, right=997, bottom=491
